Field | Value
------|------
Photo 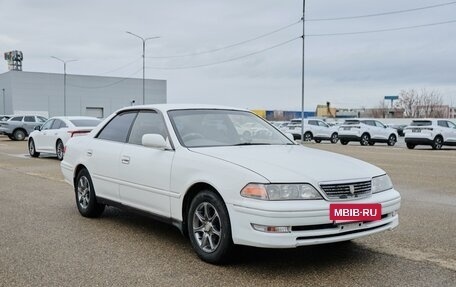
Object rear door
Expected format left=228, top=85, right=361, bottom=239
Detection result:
left=118, top=110, right=174, bottom=217
left=87, top=111, right=138, bottom=202
left=447, top=121, right=456, bottom=142
left=437, top=120, right=452, bottom=142
left=317, top=120, right=331, bottom=138
left=374, top=120, right=389, bottom=140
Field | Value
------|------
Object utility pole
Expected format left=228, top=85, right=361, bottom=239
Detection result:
left=51, top=56, right=77, bottom=116
left=300, top=0, right=306, bottom=143
left=126, top=31, right=160, bottom=105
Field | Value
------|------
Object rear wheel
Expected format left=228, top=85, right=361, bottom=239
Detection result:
left=406, top=143, right=415, bottom=149
left=368, top=141, right=375, bottom=146
left=360, top=133, right=370, bottom=146
left=330, top=133, right=338, bottom=144
left=7, top=135, right=15, bottom=140
left=75, top=168, right=105, bottom=218
left=340, top=140, right=349, bottom=145
left=187, top=190, right=233, bottom=264
left=432, top=136, right=443, bottom=150
left=28, top=138, right=40, bottom=157
left=303, top=132, right=312, bottom=142
left=314, top=139, right=322, bottom=143
left=387, top=134, right=397, bottom=146
left=13, top=129, right=26, bottom=141
left=56, top=140, right=64, bottom=161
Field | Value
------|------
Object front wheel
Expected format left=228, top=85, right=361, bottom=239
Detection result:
left=314, top=139, right=322, bottom=143
left=75, top=168, right=105, bottom=218
left=28, top=138, right=40, bottom=157
left=187, top=190, right=233, bottom=264
left=387, top=134, right=397, bottom=146
left=330, top=133, right=338, bottom=144
left=303, top=132, right=313, bottom=142
left=13, top=129, right=26, bottom=141
left=406, top=142, right=415, bottom=149
left=340, top=139, right=349, bottom=145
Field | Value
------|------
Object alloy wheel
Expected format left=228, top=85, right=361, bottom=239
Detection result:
left=192, top=202, right=221, bottom=253
left=77, top=176, right=91, bottom=209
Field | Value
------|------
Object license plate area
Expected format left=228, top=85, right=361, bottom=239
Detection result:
left=330, top=203, right=381, bottom=222
left=412, top=129, right=421, bottom=133
left=337, top=221, right=364, bottom=232
left=344, top=127, right=350, bottom=130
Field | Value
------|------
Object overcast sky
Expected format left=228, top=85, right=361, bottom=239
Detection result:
left=1, top=0, right=456, bottom=110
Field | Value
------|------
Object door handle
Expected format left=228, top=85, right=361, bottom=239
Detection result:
left=86, top=150, right=93, bottom=157
left=121, top=156, right=130, bottom=164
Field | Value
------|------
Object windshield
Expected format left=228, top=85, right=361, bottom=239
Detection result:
left=168, top=109, right=293, bottom=147
left=70, top=119, right=101, bottom=127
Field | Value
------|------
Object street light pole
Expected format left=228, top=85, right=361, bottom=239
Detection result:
left=2, top=88, right=5, bottom=114
left=126, top=31, right=159, bottom=105
left=126, top=31, right=160, bottom=105
left=300, top=0, right=306, bottom=143
left=51, top=56, right=77, bottom=116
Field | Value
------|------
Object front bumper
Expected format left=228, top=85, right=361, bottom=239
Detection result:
left=228, top=189, right=401, bottom=248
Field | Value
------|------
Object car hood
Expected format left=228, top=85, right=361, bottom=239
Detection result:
left=189, top=145, right=384, bottom=183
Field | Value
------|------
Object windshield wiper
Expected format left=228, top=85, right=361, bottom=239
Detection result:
left=233, top=142, right=273, bottom=146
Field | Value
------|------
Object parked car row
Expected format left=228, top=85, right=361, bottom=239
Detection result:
left=0, top=115, right=47, bottom=140
left=404, top=119, right=456, bottom=150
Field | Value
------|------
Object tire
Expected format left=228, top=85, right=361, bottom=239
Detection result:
left=75, top=168, right=105, bottom=218
left=368, top=141, right=375, bottom=146
left=13, top=129, right=26, bottom=141
left=432, top=136, right=443, bottom=150
left=360, top=133, right=370, bottom=146
left=406, top=143, right=415, bottom=149
left=28, top=138, right=40, bottom=157
left=56, top=140, right=64, bottom=161
left=330, top=133, right=338, bottom=144
left=387, top=134, right=397, bottom=146
left=7, top=135, right=15, bottom=140
left=314, top=139, right=322, bottom=143
left=187, top=190, right=233, bottom=264
left=340, top=140, right=349, bottom=145
left=303, top=132, right=313, bottom=142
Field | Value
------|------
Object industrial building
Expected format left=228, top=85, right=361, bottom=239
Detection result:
left=1, top=49, right=167, bottom=120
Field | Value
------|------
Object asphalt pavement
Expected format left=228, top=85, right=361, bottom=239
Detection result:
left=0, top=136, right=455, bottom=286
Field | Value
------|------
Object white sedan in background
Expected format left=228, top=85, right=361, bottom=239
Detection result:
left=28, top=116, right=101, bottom=160
left=61, top=105, right=400, bottom=264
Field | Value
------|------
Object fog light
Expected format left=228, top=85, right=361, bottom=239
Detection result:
left=251, top=223, right=291, bottom=233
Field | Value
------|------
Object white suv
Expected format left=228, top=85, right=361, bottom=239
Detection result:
left=338, top=119, right=398, bottom=146
left=404, top=119, right=456, bottom=150
left=280, top=119, right=339, bottom=143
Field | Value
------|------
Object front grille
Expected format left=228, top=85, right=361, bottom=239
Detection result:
left=320, top=180, right=371, bottom=200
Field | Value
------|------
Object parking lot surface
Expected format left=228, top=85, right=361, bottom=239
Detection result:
left=1, top=136, right=455, bottom=286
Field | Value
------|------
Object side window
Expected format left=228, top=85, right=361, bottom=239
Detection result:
left=308, top=120, right=317, bottom=126
left=128, top=111, right=167, bottom=145
left=438, top=121, right=449, bottom=128
left=375, top=121, right=385, bottom=128
left=97, top=112, right=137, bottom=142
left=10, top=116, right=23, bottom=122
left=24, top=116, right=35, bottom=122
left=447, top=121, right=456, bottom=129
left=51, top=120, right=62, bottom=129
left=59, top=121, right=68, bottom=129
left=364, top=120, right=375, bottom=126
left=37, top=116, right=47, bottom=123
left=318, top=121, right=329, bottom=127
left=41, top=119, right=54, bottom=130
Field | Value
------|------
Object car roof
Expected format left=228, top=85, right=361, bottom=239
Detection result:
left=50, top=116, right=99, bottom=120
left=116, top=104, right=249, bottom=114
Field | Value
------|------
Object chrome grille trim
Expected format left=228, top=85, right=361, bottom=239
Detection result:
left=320, top=180, right=372, bottom=200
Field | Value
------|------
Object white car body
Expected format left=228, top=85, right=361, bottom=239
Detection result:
left=61, top=105, right=400, bottom=263
left=338, top=119, right=398, bottom=146
left=280, top=119, right=338, bottom=143
left=28, top=116, right=101, bottom=159
left=404, top=119, right=456, bottom=149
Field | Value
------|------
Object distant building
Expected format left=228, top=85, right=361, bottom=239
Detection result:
left=315, top=104, right=336, bottom=118
left=0, top=70, right=166, bottom=117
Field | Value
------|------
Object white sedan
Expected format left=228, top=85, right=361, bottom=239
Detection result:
left=29, top=116, right=101, bottom=160
left=61, top=105, right=401, bottom=264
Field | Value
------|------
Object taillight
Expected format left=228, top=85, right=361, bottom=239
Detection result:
left=67, top=130, right=90, bottom=137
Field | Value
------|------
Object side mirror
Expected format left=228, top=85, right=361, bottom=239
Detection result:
left=142, top=134, right=168, bottom=149
left=284, top=132, right=295, bottom=142
left=34, top=125, right=42, bottom=131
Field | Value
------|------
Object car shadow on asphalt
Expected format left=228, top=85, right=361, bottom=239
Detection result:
left=99, top=206, right=375, bottom=267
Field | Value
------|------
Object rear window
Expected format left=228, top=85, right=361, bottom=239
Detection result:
left=410, top=121, right=432, bottom=126
left=70, top=119, right=101, bottom=127
left=344, top=120, right=360, bottom=125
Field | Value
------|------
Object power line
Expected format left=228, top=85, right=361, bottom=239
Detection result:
left=147, top=20, right=301, bottom=59
left=307, top=1, right=456, bottom=21
left=307, top=19, right=456, bottom=37
left=97, top=57, right=142, bottom=75
left=146, top=36, right=300, bottom=70
left=66, top=67, right=143, bottom=89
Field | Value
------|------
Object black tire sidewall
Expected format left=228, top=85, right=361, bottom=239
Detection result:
left=388, top=135, right=396, bottom=146
left=56, top=140, right=64, bottom=160
left=75, top=169, right=104, bottom=218
left=28, top=138, right=39, bottom=157
left=14, top=129, right=26, bottom=141
left=187, top=190, right=233, bottom=264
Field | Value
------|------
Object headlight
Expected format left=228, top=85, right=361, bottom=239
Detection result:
left=241, top=183, right=323, bottom=200
left=371, top=174, right=393, bottom=193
